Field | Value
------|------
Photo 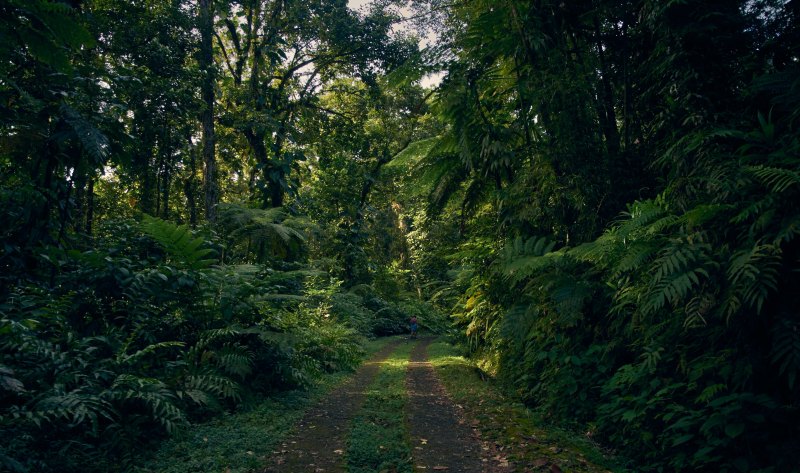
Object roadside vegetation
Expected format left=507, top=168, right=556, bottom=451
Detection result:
left=141, top=337, right=398, bottom=473
left=428, top=341, right=621, bottom=473
left=1, top=1, right=798, bottom=472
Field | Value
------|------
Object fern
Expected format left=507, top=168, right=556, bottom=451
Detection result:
left=641, top=240, right=712, bottom=317
left=549, top=278, right=592, bottom=328
left=502, top=236, right=560, bottom=284
left=680, top=204, right=731, bottom=228
left=684, top=293, right=715, bottom=328
left=59, top=104, right=109, bottom=165
left=696, top=383, right=728, bottom=403
left=212, top=343, right=254, bottom=378
left=108, top=374, right=184, bottom=434
left=182, top=374, right=241, bottom=402
left=140, top=215, right=217, bottom=269
left=216, top=203, right=307, bottom=260
left=746, top=165, right=800, bottom=194
left=725, top=243, right=780, bottom=315
left=116, top=341, right=185, bottom=366
left=29, top=388, right=115, bottom=434
left=385, top=136, right=440, bottom=169
left=611, top=241, right=661, bottom=277
left=615, top=200, right=669, bottom=239
left=771, top=318, right=800, bottom=389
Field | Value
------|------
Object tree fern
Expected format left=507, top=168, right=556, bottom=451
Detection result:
left=59, top=104, right=110, bottom=165
left=216, top=203, right=306, bottom=260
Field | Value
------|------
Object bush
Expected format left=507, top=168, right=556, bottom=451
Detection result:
left=0, top=217, right=382, bottom=472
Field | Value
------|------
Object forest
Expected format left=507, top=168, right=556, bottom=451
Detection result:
left=1, top=0, right=799, bottom=472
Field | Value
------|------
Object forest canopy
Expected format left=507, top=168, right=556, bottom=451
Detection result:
left=1, top=0, right=799, bottom=472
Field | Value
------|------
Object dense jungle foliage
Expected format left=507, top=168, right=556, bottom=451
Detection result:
left=1, top=0, right=798, bottom=472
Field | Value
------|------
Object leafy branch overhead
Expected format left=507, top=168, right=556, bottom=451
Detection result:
left=2, top=0, right=800, bottom=472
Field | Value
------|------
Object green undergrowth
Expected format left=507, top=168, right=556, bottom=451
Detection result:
left=139, top=337, right=399, bottom=473
left=346, top=340, right=415, bottom=473
left=428, top=341, right=623, bottom=473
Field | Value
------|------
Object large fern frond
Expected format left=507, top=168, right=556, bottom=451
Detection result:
left=746, top=165, right=800, bottom=194
left=725, top=243, right=780, bottom=315
left=640, top=240, right=712, bottom=317
left=141, top=215, right=217, bottom=269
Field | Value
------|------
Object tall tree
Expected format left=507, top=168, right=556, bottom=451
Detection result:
left=199, top=0, right=218, bottom=221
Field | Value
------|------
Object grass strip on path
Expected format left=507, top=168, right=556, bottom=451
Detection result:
left=265, top=337, right=404, bottom=472
left=428, top=340, right=624, bottom=473
left=406, top=337, right=483, bottom=472
left=346, top=339, right=416, bottom=473
left=141, top=337, right=399, bottom=473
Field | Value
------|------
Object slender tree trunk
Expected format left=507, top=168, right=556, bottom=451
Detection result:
left=243, top=128, right=274, bottom=209
left=162, top=163, right=171, bottom=220
left=200, top=0, right=218, bottom=222
left=185, top=146, right=198, bottom=226
left=268, top=118, right=289, bottom=208
left=155, top=164, right=161, bottom=217
left=74, top=170, right=86, bottom=232
left=140, top=144, right=155, bottom=215
left=85, top=177, right=94, bottom=235
left=593, top=15, right=620, bottom=156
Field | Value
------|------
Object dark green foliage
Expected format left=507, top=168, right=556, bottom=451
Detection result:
left=0, top=216, right=364, bottom=472
left=408, top=0, right=800, bottom=471
left=3, top=0, right=799, bottom=471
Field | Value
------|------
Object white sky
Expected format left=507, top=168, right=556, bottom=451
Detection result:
left=347, top=0, right=372, bottom=10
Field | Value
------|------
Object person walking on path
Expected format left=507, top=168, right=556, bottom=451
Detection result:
left=409, top=315, right=419, bottom=339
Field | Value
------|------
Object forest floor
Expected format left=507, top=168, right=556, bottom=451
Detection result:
left=144, top=337, right=623, bottom=473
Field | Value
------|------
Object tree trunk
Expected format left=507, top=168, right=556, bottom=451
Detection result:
left=200, top=0, right=218, bottom=222
left=593, top=15, right=620, bottom=156
left=243, top=128, right=276, bottom=209
left=85, top=177, right=94, bottom=235
left=185, top=145, right=198, bottom=226
left=161, top=162, right=171, bottom=220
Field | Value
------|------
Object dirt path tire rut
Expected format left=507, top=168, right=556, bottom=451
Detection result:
left=263, top=338, right=488, bottom=472
left=263, top=340, right=402, bottom=473
left=406, top=337, right=483, bottom=472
